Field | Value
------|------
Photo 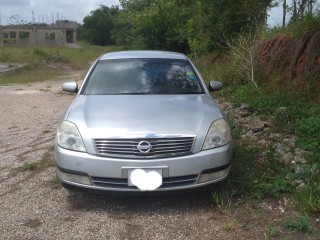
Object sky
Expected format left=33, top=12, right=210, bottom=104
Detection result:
left=0, top=0, right=296, bottom=26
left=268, top=3, right=284, bottom=27
left=0, top=0, right=120, bottom=25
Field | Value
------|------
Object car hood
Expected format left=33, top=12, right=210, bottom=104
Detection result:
left=66, top=94, right=223, bottom=138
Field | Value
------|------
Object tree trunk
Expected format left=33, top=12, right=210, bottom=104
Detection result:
left=308, top=0, right=315, bottom=14
left=282, top=0, right=287, bottom=27
left=299, top=0, right=307, bottom=18
left=292, top=0, right=297, bottom=22
left=264, top=0, right=273, bottom=24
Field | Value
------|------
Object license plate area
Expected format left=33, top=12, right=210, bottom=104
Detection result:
left=128, top=169, right=163, bottom=187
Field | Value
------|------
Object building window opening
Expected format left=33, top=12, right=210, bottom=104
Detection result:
left=66, top=30, right=74, bottom=43
left=45, top=32, right=55, bottom=40
left=10, top=31, right=16, bottom=38
left=19, top=32, right=30, bottom=40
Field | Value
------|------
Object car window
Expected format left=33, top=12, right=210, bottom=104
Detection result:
left=82, top=58, right=204, bottom=95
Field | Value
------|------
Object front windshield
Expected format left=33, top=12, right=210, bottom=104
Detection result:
left=82, top=58, right=204, bottom=95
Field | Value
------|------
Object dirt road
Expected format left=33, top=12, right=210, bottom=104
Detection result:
left=0, top=72, right=318, bottom=239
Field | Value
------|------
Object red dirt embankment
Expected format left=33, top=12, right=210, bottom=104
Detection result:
left=259, top=30, right=320, bottom=93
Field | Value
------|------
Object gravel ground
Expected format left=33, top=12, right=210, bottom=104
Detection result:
left=1, top=71, right=319, bottom=240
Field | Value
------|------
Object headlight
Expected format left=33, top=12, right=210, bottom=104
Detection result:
left=57, top=121, right=86, bottom=152
left=202, top=119, right=231, bottom=150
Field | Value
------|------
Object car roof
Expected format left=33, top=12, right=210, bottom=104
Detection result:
left=99, top=50, right=188, bottom=60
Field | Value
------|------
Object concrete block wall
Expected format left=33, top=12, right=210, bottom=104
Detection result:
left=36, top=29, right=65, bottom=45
left=0, top=26, right=76, bottom=46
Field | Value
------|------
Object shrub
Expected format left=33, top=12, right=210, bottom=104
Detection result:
left=284, top=215, right=313, bottom=232
left=295, top=116, right=320, bottom=151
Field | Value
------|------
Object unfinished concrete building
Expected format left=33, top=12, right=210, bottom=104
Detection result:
left=0, top=21, right=77, bottom=47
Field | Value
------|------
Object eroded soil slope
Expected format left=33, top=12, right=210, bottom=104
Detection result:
left=259, top=30, right=320, bottom=93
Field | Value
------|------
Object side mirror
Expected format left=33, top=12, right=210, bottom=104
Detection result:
left=208, top=80, right=223, bottom=92
left=61, top=82, right=78, bottom=93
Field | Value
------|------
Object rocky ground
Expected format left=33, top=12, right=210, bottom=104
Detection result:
left=0, top=71, right=319, bottom=239
left=216, top=100, right=313, bottom=190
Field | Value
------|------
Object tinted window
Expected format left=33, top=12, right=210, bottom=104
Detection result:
left=82, top=58, right=204, bottom=95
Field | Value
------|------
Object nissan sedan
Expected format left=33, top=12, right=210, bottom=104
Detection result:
left=55, top=50, right=232, bottom=192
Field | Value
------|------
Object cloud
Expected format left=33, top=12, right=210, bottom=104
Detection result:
left=1, top=0, right=30, bottom=6
left=1, top=0, right=120, bottom=25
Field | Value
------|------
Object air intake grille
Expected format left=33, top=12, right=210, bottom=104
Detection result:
left=91, top=174, right=198, bottom=189
left=93, top=137, right=195, bottom=159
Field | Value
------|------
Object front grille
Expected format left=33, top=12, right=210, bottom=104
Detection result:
left=91, top=174, right=198, bottom=189
left=93, top=137, right=195, bottom=159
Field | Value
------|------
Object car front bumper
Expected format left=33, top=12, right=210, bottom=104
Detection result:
left=55, top=144, right=232, bottom=192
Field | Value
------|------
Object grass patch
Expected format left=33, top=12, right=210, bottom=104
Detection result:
left=294, top=181, right=320, bottom=213
left=222, top=222, right=235, bottom=231
left=1, top=66, right=62, bottom=85
left=229, top=140, right=294, bottom=200
left=219, top=84, right=318, bottom=133
left=265, top=224, right=278, bottom=238
left=227, top=115, right=243, bottom=139
left=16, top=151, right=55, bottom=173
left=293, top=153, right=320, bottom=213
left=49, top=176, right=60, bottom=189
left=211, top=188, right=234, bottom=211
left=227, top=118, right=293, bottom=199
left=283, top=215, right=313, bottom=233
left=295, top=116, right=320, bottom=151
left=0, top=44, right=122, bottom=85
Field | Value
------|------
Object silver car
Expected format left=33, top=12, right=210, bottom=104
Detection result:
left=55, top=50, right=232, bottom=192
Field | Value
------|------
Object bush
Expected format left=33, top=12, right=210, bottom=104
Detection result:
left=268, top=12, right=320, bottom=37
left=295, top=116, right=320, bottom=151
left=284, top=215, right=313, bottom=232
left=290, top=13, right=320, bottom=36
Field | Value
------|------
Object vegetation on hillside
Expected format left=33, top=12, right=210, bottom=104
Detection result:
left=198, top=15, right=320, bottom=213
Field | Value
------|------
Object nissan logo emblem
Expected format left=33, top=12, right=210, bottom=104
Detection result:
left=137, top=141, right=152, bottom=153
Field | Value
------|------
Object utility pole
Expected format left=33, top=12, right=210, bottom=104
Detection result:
left=32, top=11, right=35, bottom=24
left=0, top=9, right=2, bottom=47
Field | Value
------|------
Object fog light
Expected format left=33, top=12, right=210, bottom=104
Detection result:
left=198, top=167, right=229, bottom=183
left=57, top=168, right=91, bottom=185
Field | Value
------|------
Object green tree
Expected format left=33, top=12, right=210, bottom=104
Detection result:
left=78, top=5, right=119, bottom=45
left=290, top=0, right=318, bottom=22
left=112, top=0, right=156, bottom=48
left=133, top=0, right=190, bottom=51
left=119, top=0, right=156, bottom=11
left=80, top=0, right=281, bottom=54
left=186, top=0, right=273, bottom=55
left=114, top=0, right=191, bottom=52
